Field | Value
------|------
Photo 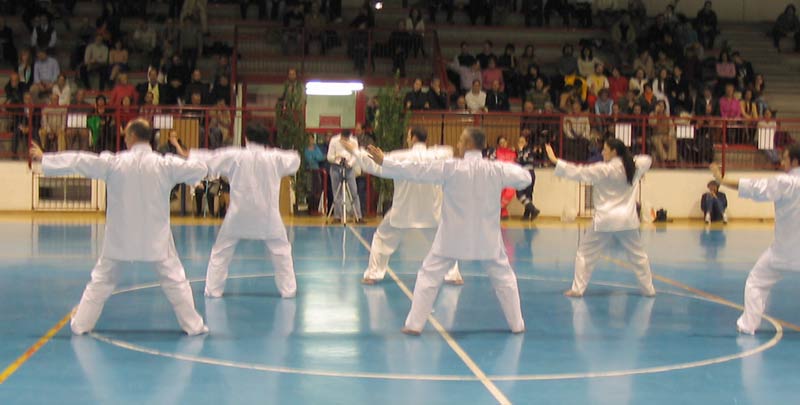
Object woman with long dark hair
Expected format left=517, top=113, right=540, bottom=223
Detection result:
left=545, top=138, right=656, bottom=297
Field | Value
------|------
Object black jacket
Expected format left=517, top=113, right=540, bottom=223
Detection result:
left=486, top=90, right=510, bottom=111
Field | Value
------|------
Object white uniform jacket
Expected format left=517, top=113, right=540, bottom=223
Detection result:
left=739, top=167, right=800, bottom=270
left=190, top=144, right=301, bottom=240
left=357, top=143, right=453, bottom=229
left=42, top=143, right=207, bottom=261
left=554, top=155, right=652, bottom=232
left=379, top=150, right=531, bottom=260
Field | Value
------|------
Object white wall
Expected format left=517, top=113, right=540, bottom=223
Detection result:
left=0, top=161, right=780, bottom=219
left=0, top=162, right=33, bottom=210
left=519, top=168, right=776, bottom=220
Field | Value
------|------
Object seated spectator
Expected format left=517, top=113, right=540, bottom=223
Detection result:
left=214, top=55, right=232, bottom=81
left=643, top=14, right=669, bottom=52
left=454, top=95, right=469, bottom=112
left=30, top=48, right=60, bottom=100
left=577, top=46, right=602, bottom=78
left=522, top=64, right=546, bottom=95
left=608, top=66, right=628, bottom=101
left=740, top=89, right=759, bottom=120
left=117, top=96, right=138, bottom=134
left=498, top=43, right=520, bottom=96
left=457, top=41, right=476, bottom=67
left=486, top=79, right=510, bottom=112
left=80, top=35, right=108, bottom=90
left=750, top=74, right=767, bottom=115
left=563, top=100, right=591, bottom=160
left=620, top=89, right=640, bottom=114
left=695, top=1, right=719, bottom=49
left=4, top=72, right=28, bottom=105
left=719, top=84, right=741, bottom=119
left=651, top=67, right=670, bottom=105
left=465, top=79, right=487, bottom=113
left=65, top=89, right=93, bottom=151
left=0, top=17, right=17, bottom=68
left=87, top=96, right=117, bottom=152
left=39, top=93, right=66, bottom=152
left=526, top=77, right=550, bottom=110
left=428, top=0, right=455, bottom=24
left=11, top=92, right=38, bottom=159
left=587, top=63, right=609, bottom=100
left=649, top=100, right=677, bottom=162
left=559, top=84, right=584, bottom=112
left=733, top=52, right=754, bottom=90
left=482, top=57, right=504, bottom=92
left=137, top=68, right=167, bottom=106
left=448, top=56, right=482, bottom=94
left=668, top=65, right=691, bottom=112
left=107, top=39, right=129, bottom=87
left=184, top=69, right=210, bottom=104
left=638, top=83, right=658, bottom=113
left=518, top=45, right=537, bottom=78
left=404, top=78, right=429, bottom=110
left=30, top=14, right=56, bottom=50
left=716, top=51, right=736, bottom=91
left=304, top=2, right=329, bottom=55
left=611, top=13, right=637, bottom=65
left=633, top=50, right=655, bottom=80
left=209, top=74, right=231, bottom=104
left=388, top=19, right=411, bottom=77
left=595, top=89, right=614, bottom=115
left=110, top=73, right=138, bottom=106
left=694, top=86, right=719, bottom=116
left=427, top=78, right=449, bottom=110
left=772, top=5, right=800, bottom=52
left=165, top=54, right=190, bottom=105
left=654, top=50, right=674, bottom=75
left=211, top=98, right=233, bottom=145
left=555, top=44, right=579, bottom=91
left=657, top=33, right=682, bottom=64
left=51, top=73, right=71, bottom=106
left=701, top=180, right=727, bottom=223
left=629, top=67, right=648, bottom=96
left=18, top=48, right=33, bottom=85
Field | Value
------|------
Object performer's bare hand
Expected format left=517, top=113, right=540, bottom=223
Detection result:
left=709, top=163, right=723, bottom=182
left=366, top=145, right=385, bottom=165
left=29, top=144, right=43, bottom=161
left=545, top=144, right=558, bottom=164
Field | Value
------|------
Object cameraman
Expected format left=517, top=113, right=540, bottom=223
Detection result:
left=327, top=129, right=364, bottom=223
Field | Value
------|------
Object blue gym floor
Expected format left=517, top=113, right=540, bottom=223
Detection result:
left=0, top=218, right=798, bottom=404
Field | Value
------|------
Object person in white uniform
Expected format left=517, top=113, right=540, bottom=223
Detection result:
left=31, top=119, right=208, bottom=336
left=545, top=138, right=656, bottom=298
left=710, top=145, right=800, bottom=334
left=353, top=126, right=463, bottom=285
left=347, top=127, right=531, bottom=335
left=189, top=123, right=300, bottom=299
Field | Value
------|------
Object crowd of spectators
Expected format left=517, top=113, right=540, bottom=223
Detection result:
left=1, top=0, right=233, bottom=159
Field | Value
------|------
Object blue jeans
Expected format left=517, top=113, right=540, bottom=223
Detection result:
left=330, top=164, right=362, bottom=219
left=702, top=193, right=725, bottom=221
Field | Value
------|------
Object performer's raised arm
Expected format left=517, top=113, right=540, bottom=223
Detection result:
left=32, top=144, right=114, bottom=180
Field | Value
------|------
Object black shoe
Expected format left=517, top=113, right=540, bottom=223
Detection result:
left=530, top=206, right=541, bottom=221
left=522, top=205, right=531, bottom=220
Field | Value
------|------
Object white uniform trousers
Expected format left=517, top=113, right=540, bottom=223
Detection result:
left=737, top=248, right=788, bottom=334
left=404, top=251, right=524, bottom=332
left=569, top=228, right=656, bottom=295
left=71, top=242, right=206, bottom=336
left=204, top=231, right=297, bottom=298
left=363, top=218, right=462, bottom=282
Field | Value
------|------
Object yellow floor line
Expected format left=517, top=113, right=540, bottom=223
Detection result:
left=346, top=225, right=512, bottom=405
left=0, top=308, right=75, bottom=384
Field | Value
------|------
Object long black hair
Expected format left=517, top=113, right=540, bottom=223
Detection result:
left=605, top=138, right=635, bottom=185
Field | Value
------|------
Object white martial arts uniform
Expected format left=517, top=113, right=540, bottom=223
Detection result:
left=42, top=143, right=208, bottom=335
left=355, top=143, right=462, bottom=283
left=735, top=167, right=800, bottom=334
left=554, top=155, right=656, bottom=296
left=190, top=143, right=300, bottom=298
left=378, top=150, right=532, bottom=332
